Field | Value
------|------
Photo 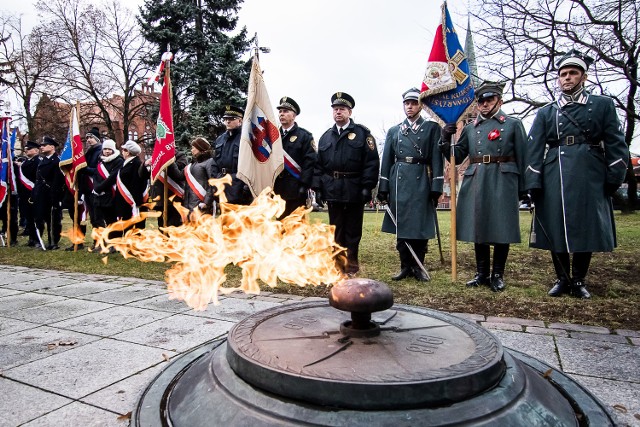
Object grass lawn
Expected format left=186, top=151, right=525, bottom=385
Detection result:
left=1, top=209, right=639, bottom=330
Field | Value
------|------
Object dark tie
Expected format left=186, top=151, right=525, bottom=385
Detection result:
left=337, top=127, right=342, bottom=135
left=283, top=130, right=288, bottom=137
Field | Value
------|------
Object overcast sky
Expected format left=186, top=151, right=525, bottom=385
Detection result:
left=2, top=0, right=468, bottom=141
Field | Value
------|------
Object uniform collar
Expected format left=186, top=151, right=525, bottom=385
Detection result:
left=400, top=116, right=424, bottom=134
left=474, top=109, right=507, bottom=126
left=557, top=87, right=589, bottom=107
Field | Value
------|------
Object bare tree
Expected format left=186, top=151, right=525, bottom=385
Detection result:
left=35, top=0, right=155, bottom=142
left=0, top=15, right=61, bottom=139
left=469, top=0, right=639, bottom=210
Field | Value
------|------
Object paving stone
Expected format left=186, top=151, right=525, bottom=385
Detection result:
left=0, top=287, right=24, bottom=298
left=269, top=293, right=306, bottom=300
left=481, top=322, right=523, bottom=332
left=525, top=326, right=569, bottom=337
left=36, top=281, right=126, bottom=297
left=569, top=331, right=630, bottom=344
left=485, top=316, right=545, bottom=327
left=615, top=329, right=640, bottom=338
left=301, top=296, right=327, bottom=302
left=51, top=305, right=175, bottom=337
left=4, top=298, right=114, bottom=324
left=184, top=297, right=280, bottom=322
left=490, top=329, right=560, bottom=369
left=0, top=377, right=72, bottom=426
left=0, top=316, right=39, bottom=337
left=78, top=286, right=166, bottom=305
left=451, top=312, right=485, bottom=322
left=0, top=273, right=44, bottom=286
left=5, top=338, right=174, bottom=399
left=112, top=314, right=233, bottom=352
left=3, top=276, right=79, bottom=292
left=254, top=295, right=288, bottom=303
left=0, top=326, right=101, bottom=369
left=556, top=337, right=640, bottom=382
left=21, top=401, right=128, bottom=426
left=548, top=322, right=610, bottom=334
left=127, top=294, right=193, bottom=313
left=82, top=364, right=165, bottom=414
left=0, top=293, right=65, bottom=315
left=567, top=374, right=640, bottom=427
left=630, top=337, right=640, bottom=346
left=223, top=291, right=256, bottom=299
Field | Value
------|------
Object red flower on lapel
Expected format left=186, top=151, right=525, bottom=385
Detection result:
left=488, top=129, right=500, bottom=141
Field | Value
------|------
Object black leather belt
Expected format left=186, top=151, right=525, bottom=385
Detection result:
left=547, top=135, right=600, bottom=149
left=470, top=155, right=516, bottom=164
left=395, top=156, right=428, bottom=164
left=330, top=171, right=360, bottom=179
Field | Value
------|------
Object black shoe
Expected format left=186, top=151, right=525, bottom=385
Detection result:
left=20, top=229, right=29, bottom=236
left=571, top=279, right=591, bottom=299
left=46, top=244, right=60, bottom=250
left=466, top=273, right=490, bottom=288
left=65, top=244, right=84, bottom=251
left=490, top=274, right=506, bottom=292
left=548, top=279, right=570, bottom=297
left=412, top=266, right=430, bottom=282
left=26, top=240, right=37, bottom=247
left=392, top=267, right=413, bottom=281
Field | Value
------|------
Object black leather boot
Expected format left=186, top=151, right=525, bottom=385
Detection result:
left=570, top=252, right=592, bottom=299
left=412, top=266, right=430, bottom=282
left=467, top=243, right=490, bottom=287
left=392, top=267, right=413, bottom=281
left=571, top=278, right=591, bottom=299
left=548, top=278, right=570, bottom=297
left=489, top=244, right=509, bottom=292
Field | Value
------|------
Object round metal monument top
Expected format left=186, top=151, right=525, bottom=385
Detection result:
left=226, top=301, right=504, bottom=409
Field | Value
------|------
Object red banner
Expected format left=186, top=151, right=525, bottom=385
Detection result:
left=151, top=68, right=175, bottom=183
left=59, top=104, right=87, bottom=187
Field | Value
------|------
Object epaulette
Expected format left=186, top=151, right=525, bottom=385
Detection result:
left=356, top=123, right=372, bottom=135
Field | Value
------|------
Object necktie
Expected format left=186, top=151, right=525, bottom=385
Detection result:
left=283, top=130, right=288, bottom=137
left=338, top=127, right=342, bottom=135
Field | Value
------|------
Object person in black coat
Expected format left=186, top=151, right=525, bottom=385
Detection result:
left=313, top=92, right=380, bottom=275
left=183, top=137, right=219, bottom=218
left=273, top=96, right=317, bottom=219
left=213, top=105, right=253, bottom=205
left=113, top=140, right=147, bottom=230
left=33, top=136, right=65, bottom=250
left=79, top=127, right=103, bottom=228
left=15, top=140, right=40, bottom=246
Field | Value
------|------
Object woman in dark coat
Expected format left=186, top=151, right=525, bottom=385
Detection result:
left=183, top=137, right=219, bottom=218
left=92, top=139, right=123, bottom=228
left=113, top=140, right=147, bottom=226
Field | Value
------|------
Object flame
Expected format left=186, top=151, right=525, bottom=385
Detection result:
left=91, top=176, right=346, bottom=310
left=61, top=226, right=85, bottom=245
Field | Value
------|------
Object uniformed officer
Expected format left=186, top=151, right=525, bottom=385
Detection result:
left=313, top=92, right=380, bottom=275
left=33, top=136, right=65, bottom=250
left=274, top=96, right=317, bottom=218
left=441, top=81, right=528, bottom=292
left=213, top=105, right=253, bottom=205
left=377, top=88, right=443, bottom=282
left=524, top=49, right=629, bottom=299
left=15, top=140, right=41, bottom=246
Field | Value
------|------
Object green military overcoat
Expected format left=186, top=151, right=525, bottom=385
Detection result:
left=378, top=117, right=443, bottom=239
left=524, top=91, right=628, bottom=252
left=442, top=110, right=527, bottom=244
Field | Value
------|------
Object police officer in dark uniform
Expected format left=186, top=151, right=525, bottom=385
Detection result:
left=15, top=140, right=40, bottom=246
left=525, top=49, right=629, bottom=299
left=313, top=92, right=380, bottom=275
left=378, top=88, right=444, bottom=282
left=213, top=105, right=252, bottom=205
left=274, top=96, right=317, bottom=218
left=33, top=136, right=65, bottom=250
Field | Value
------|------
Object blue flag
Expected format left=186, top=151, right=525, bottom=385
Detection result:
left=419, top=2, right=475, bottom=125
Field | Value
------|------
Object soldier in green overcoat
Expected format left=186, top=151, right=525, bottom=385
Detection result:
left=377, top=88, right=444, bottom=282
left=441, top=81, right=528, bottom=292
left=524, top=49, right=629, bottom=299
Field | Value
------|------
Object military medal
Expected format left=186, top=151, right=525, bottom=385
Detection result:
left=488, top=129, right=500, bottom=141
left=290, top=136, right=297, bottom=142
left=348, top=132, right=356, bottom=140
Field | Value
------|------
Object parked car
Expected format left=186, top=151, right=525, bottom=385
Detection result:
left=612, top=184, right=640, bottom=210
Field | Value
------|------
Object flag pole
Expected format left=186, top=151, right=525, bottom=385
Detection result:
left=5, top=118, right=11, bottom=247
left=450, top=131, right=458, bottom=281
left=72, top=102, right=81, bottom=251
left=162, top=46, right=171, bottom=228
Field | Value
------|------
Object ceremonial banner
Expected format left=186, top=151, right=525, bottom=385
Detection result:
left=419, top=1, right=475, bottom=125
left=59, top=104, right=87, bottom=187
left=0, top=117, right=12, bottom=207
left=237, top=56, right=284, bottom=197
left=150, top=68, right=175, bottom=183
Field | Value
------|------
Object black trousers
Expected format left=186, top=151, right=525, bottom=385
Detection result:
left=278, top=197, right=307, bottom=220
left=327, top=201, right=364, bottom=272
left=551, top=252, right=592, bottom=281
left=397, top=238, right=428, bottom=268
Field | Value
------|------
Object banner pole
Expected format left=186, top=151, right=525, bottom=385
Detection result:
left=450, top=132, right=458, bottom=281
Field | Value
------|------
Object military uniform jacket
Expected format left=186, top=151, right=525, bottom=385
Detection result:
left=443, top=110, right=527, bottom=244
left=274, top=123, right=317, bottom=200
left=378, top=117, right=443, bottom=239
left=214, top=129, right=252, bottom=204
left=524, top=91, right=628, bottom=252
left=17, top=156, right=40, bottom=198
left=33, top=154, right=64, bottom=206
left=313, top=119, right=379, bottom=203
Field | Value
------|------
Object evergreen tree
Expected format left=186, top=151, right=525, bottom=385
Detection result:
left=138, top=0, right=252, bottom=146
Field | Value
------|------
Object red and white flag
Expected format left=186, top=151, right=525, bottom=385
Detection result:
left=150, top=57, right=175, bottom=183
left=59, top=104, right=87, bottom=188
left=237, top=56, right=284, bottom=197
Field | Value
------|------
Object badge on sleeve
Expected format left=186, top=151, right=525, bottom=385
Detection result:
left=366, top=136, right=375, bottom=150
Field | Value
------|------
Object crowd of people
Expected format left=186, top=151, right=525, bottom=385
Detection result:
left=0, top=49, right=630, bottom=299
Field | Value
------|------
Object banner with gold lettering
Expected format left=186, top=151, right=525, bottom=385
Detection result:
left=419, top=1, right=475, bottom=125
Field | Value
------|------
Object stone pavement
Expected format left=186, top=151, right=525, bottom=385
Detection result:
left=0, top=264, right=638, bottom=427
